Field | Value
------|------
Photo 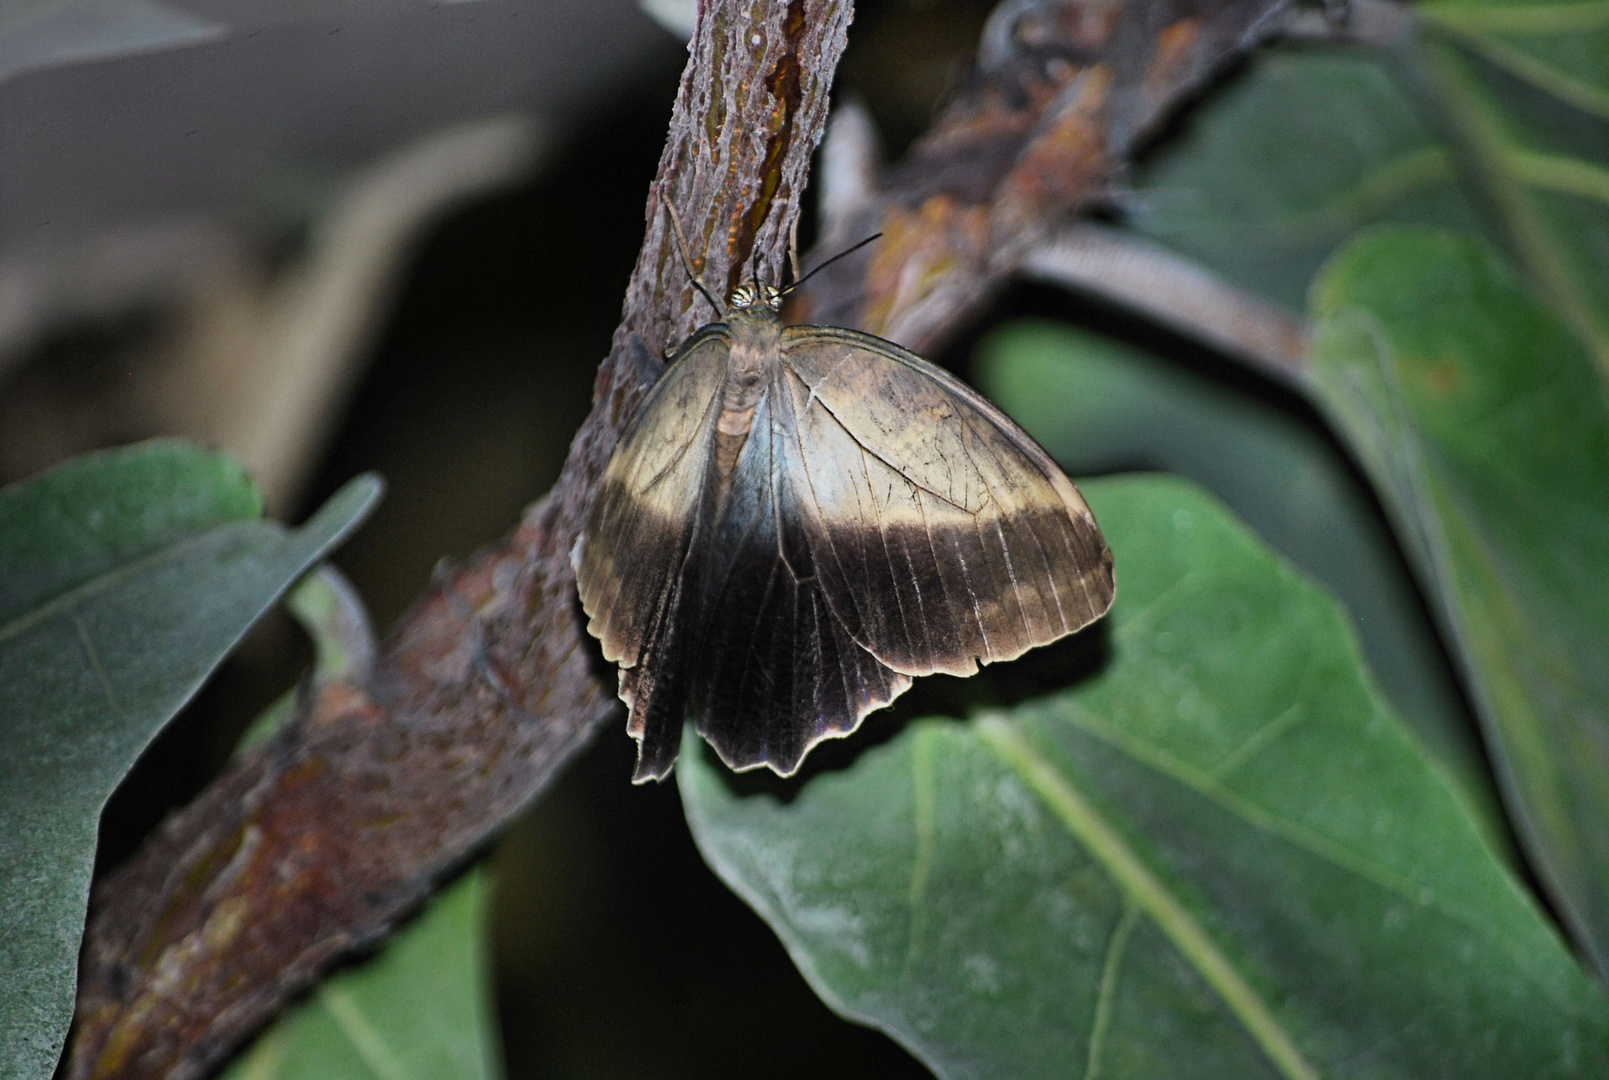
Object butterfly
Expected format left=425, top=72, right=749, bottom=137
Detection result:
left=574, top=227, right=1114, bottom=783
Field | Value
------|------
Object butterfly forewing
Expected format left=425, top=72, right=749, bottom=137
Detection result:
left=778, top=327, right=1114, bottom=677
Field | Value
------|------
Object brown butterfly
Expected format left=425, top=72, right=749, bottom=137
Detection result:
left=574, top=227, right=1114, bottom=783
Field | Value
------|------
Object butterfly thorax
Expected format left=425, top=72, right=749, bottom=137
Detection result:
left=712, top=283, right=783, bottom=480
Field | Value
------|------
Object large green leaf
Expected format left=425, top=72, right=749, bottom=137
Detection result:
left=683, top=475, right=1608, bottom=1079
left=218, top=869, right=503, bottom=1080
left=1310, top=226, right=1609, bottom=977
left=972, top=322, right=1494, bottom=835
left=0, top=440, right=380, bottom=1080
left=1131, top=49, right=1483, bottom=312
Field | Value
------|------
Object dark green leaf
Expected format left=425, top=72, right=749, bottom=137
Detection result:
left=683, top=474, right=1608, bottom=1080
left=1131, top=49, right=1483, bottom=311
left=0, top=441, right=380, bottom=1080
left=218, top=869, right=504, bottom=1080
left=1310, top=225, right=1609, bottom=976
left=1416, top=0, right=1609, bottom=376
left=972, top=321, right=1496, bottom=835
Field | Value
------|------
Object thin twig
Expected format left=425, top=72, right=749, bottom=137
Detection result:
left=1019, top=222, right=1312, bottom=385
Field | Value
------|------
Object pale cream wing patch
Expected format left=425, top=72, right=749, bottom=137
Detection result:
left=575, top=331, right=729, bottom=671
left=778, top=326, right=1114, bottom=677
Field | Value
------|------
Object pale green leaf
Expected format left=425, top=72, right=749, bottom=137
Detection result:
left=1310, top=225, right=1609, bottom=975
left=683, top=475, right=1608, bottom=1079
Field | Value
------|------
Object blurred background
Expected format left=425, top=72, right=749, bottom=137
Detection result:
left=3, top=0, right=1012, bottom=1076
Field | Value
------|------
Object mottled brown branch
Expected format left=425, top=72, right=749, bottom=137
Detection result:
left=790, top=0, right=1296, bottom=354
left=66, top=2, right=850, bottom=1077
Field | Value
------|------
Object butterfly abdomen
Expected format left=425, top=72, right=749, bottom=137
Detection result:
left=712, top=309, right=783, bottom=482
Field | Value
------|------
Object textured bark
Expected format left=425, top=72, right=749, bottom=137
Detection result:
left=66, top=1, right=1304, bottom=1077
left=66, top=2, right=851, bottom=1078
left=791, top=0, right=1294, bottom=353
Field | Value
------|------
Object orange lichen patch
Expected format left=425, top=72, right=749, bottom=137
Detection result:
left=994, top=64, right=1111, bottom=235
left=861, top=196, right=988, bottom=336
left=303, top=681, right=381, bottom=732
left=1144, top=20, right=1201, bottom=99
left=918, top=85, right=1049, bottom=159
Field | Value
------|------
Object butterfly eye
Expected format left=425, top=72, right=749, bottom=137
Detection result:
left=766, top=286, right=783, bottom=311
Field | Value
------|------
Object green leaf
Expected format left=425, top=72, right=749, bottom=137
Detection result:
left=0, top=440, right=381, bottom=1080
left=1128, top=21, right=1609, bottom=380
left=1131, top=49, right=1483, bottom=311
left=1310, top=225, right=1609, bottom=977
left=683, top=475, right=1609, bottom=1080
left=218, top=869, right=504, bottom=1080
left=1417, top=0, right=1609, bottom=377
left=972, top=321, right=1496, bottom=836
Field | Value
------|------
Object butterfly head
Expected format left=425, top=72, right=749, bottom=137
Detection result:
left=728, top=280, right=784, bottom=315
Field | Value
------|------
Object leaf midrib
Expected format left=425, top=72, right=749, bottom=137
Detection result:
left=0, top=521, right=263, bottom=650
left=977, top=717, right=1322, bottom=1080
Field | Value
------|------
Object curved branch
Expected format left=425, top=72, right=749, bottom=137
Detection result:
left=792, top=0, right=1297, bottom=355
left=66, top=3, right=851, bottom=1078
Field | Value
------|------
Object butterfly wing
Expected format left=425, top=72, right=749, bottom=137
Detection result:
left=575, top=329, right=730, bottom=774
left=680, top=367, right=910, bottom=776
left=778, top=326, right=1114, bottom=678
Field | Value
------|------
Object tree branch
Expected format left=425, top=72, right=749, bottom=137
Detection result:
left=66, top=3, right=850, bottom=1078
left=790, top=0, right=1298, bottom=354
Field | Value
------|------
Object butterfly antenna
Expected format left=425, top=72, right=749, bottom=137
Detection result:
left=779, top=232, right=883, bottom=297
left=787, top=213, right=802, bottom=287
left=659, top=190, right=725, bottom=317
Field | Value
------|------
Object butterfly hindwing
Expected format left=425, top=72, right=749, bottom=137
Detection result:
left=779, top=327, right=1114, bottom=678
left=682, top=370, right=910, bottom=775
left=575, top=331, right=729, bottom=759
